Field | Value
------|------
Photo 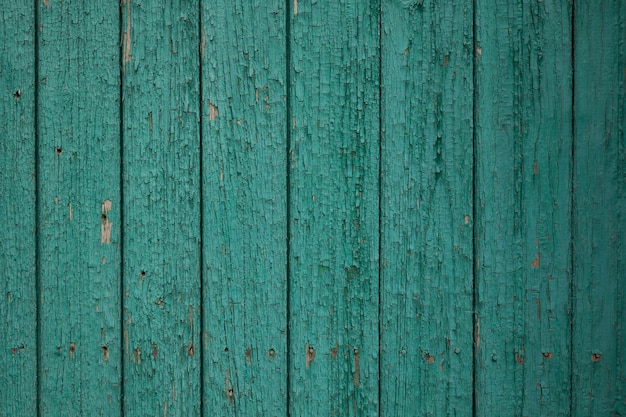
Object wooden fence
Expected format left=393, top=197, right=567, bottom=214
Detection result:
left=1, top=0, right=624, bottom=416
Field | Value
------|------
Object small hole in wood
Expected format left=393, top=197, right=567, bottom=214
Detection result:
left=268, top=348, right=276, bottom=359
left=224, top=347, right=229, bottom=353
left=140, top=271, right=146, bottom=277
left=14, top=89, right=21, bottom=99
left=55, top=147, right=63, bottom=155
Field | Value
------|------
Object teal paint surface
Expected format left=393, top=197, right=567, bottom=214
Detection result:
left=0, top=1, right=624, bottom=416
left=289, top=1, right=380, bottom=416
left=122, top=1, right=201, bottom=416
left=37, top=1, right=122, bottom=415
left=200, top=0, right=287, bottom=415
left=381, top=1, right=474, bottom=416
left=0, top=2, right=37, bottom=416
left=573, top=1, right=626, bottom=415
left=474, top=1, right=573, bottom=415
left=474, top=1, right=573, bottom=416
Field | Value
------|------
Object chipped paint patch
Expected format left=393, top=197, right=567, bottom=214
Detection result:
left=209, top=102, right=219, bottom=120
left=122, top=0, right=131, bottom=70
left=101, top=200, right=113, bottom=243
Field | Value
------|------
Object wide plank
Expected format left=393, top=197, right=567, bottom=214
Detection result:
left=122, top=1, right=202, bottom=415
left=201, top=0, right=288, bottom=415
left=0, top=2, right=37, bottom=416
left=289, top=1, right=380, bottom=415
left=380, top=1, right=474, bottom=416
left=474, top=1, right=573, bottom=415
left=572, top=1, right=626, bottom=415
left=38, top=1, right=122, bottom=415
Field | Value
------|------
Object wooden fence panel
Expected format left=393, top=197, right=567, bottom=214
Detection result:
left=380, top=1, right=474, bottom=416
left=474, top=1, right=573, bottom=416
left=37, top=2, right=122, bottom=415
left=288, top=1, right=380, bottom=415
left=200, top=0, right=288, bottom=415
left=573, top=1, right=626, bottom=415
left=0, top=2, right=37, bottom=416
left=1, top=2, right=625, bottom=416
left=121, top=1, right=201, bottom=416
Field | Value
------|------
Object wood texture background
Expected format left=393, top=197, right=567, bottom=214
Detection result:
left=0, top=0, right=624, bottom=416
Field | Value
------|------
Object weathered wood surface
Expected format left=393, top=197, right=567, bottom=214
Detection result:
left=201, top=0, right=288, bottom=415
left=380, top=1, right=474, bottom=415
left=289, top=1, right=380, bottom=416
left=37, top=1, right=122, bottom=415
left=0, top=1, right=624, bottom=416
left=121, top=1, right=201, bottom=416
left=474, top=1, right=573, bottom=416
left=0, top=2, right=37, bottom=416
left=573, top=1, right=625, bottom=415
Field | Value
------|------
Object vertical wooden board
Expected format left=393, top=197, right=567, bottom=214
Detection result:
left=0, top=2, right=37, bottom=416
left=122, top=1, right=201, bottom=416
left=573, top=1, right=625, bottom=415
left=380, top=1, right=473, bottom=416
left=289, top=1, right=380, bottom=415
left=201, top=1, right=287, bottom=416
left=37, top=1, right=121, bottom=415
left=475, top=1, right=572, bottom=416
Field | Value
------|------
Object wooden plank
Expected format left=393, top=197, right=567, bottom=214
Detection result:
left=288, top=1, right=380, bottom=415
left=0, top=2, right=37, bottom=416
left=200, top=0, right=287, bottom=415
left=121, top=1, right=201, bottom=416
left=37, top=2, right=122, bottom=415
left=572, top=1, right=625, bottom=415
left=474, top=1, right=573, bottom=415
left=380, top=1, right=473, bottom=416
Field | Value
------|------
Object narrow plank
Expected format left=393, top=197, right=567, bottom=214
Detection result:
left=474, top=1, right=573, bottom=415
left=572, top=1, right=626, bottom=415
left=380, top=1, right=473, bottom=416
left=0, top=2, right=37, bottom=416
left=201, top=0, right=287, bottom=415
left=37, top=1, right=122, bottom=416
left=121, top=1, right=201, bottom=416
left=289, top=1, right=380, bottom=415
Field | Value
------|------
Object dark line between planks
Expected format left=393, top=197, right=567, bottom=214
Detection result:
left=118, top=1, right=126, bottom=415
left=285, top=1, right=292, bottom=416
left=34, top=0, right=42, bottom=415
left=471, top=0, right=478, bottom=416
left=377, top=0, right=383, bottom=416
left=198, top=1, right=205, bottom=416
left=569, top=2, right=576, bottom=416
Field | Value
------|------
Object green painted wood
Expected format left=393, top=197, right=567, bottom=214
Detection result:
left=380, top=1, right=474, bottom=416
left=37, top=1, right=122, bottom=415
left=0, top=2, right=37, bottom=416
left=572, top=1, right=626, bottom=415
left=288, top=1, right=380, bottom=415
left=474, top=1, right=573, bottom=415
left=121, top=1, right=201, bottom=416
left=200, top=1, right=287, bottom=416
